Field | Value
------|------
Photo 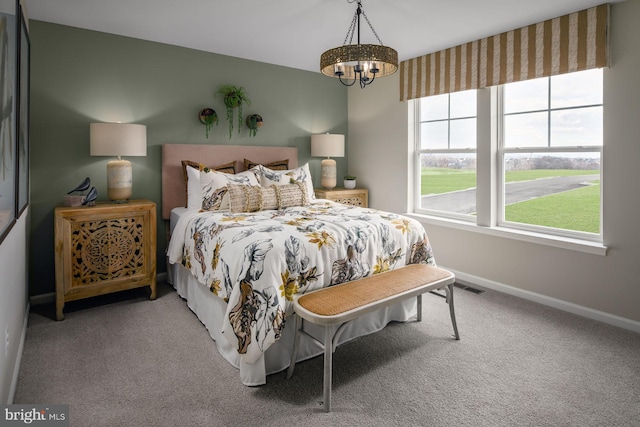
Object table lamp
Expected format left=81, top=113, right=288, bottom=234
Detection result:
left=90, top=123, right=147, bottom=202
left=311, top=133, right=344, bottom=189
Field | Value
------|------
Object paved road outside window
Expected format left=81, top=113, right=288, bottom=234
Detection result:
left=420, top=175, right=599, bottom=214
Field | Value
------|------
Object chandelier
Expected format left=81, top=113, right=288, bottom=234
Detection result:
left=320, top=0, right=398, bottom=89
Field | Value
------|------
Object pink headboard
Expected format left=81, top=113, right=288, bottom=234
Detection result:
left=161, top=144, right=299, bottom=219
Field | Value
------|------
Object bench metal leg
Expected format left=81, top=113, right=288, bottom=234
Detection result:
left=288, top=278, right=459, bottom=413
left=323, top=325, right=333, bottom=412
left=445, top=284, right=460, bottom=340
left=286, top=314, right=302, bottom=379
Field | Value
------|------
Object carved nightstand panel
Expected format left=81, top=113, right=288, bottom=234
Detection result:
left=55, top=199, right=157, bottom=320
left=314, top=188, right=368, bottom=207
left=71, top=217, right=145, bottom=285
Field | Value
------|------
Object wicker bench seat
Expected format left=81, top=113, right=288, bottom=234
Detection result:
left=286, top=263, right=460, bottom=412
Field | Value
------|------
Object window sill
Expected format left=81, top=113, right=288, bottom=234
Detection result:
left=405, top=213, right=608, bottom=256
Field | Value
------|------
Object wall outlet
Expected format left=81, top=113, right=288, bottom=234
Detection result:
left=4, top=325, right=8, bottom=357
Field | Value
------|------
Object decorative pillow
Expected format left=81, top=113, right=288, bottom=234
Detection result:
left=228, top=183, right=309, bottom=213
left=186, top=166, right=203, bottom=209
left=200, top=169, right=260, bottom=211
left=259, top=163, right=315, bottom=200
left=244, top=158, right=289, bottom=171
left=182, top=160, right=235, bottom=181
left=182, top=160, right=236, bottom=208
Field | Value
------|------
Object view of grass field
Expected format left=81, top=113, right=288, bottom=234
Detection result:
left=420, top=168, right=599, bottom=194
left=421, top=168, right=600, bottom=233
left=421, top=168, right=476, bottom=194
left=505, top=182, right=600, bottom=233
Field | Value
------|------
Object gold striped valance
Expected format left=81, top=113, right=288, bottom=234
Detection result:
left=400, top=3, right=609, bottom=102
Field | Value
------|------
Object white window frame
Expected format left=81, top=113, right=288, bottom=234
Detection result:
left=496, top=78, right=603, bottom=242
left=414, top=92, right=477, bottom=222
left=411, top=73, right=605, bottom=253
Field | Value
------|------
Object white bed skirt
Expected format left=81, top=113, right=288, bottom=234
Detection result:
left=170, top=262, right=418, bottom=386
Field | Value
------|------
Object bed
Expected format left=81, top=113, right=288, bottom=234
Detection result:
left=162, top=144, right=436, bottom=386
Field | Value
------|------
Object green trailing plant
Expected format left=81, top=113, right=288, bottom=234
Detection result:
left=246, top=114, right=263, bottom=137
left=344, top=175, right=356, bottom=180
left=199, top=108, right=218, bottom=138
left=217, top=85, right=251, bottom=138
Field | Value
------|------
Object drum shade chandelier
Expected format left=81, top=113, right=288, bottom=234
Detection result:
left=320, top=0, right=398, bottom=89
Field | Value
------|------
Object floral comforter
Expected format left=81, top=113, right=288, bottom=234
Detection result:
left=167, top=200, right=434, bottom=364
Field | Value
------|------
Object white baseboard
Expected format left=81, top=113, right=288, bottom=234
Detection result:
left=446, top=267, right=640, bottom=334
left=30, top=272, right=168, bottom=306
left=8, top=303, right=29, bottom=404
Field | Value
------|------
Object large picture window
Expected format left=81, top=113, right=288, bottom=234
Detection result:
left=415, top=68, right=603, bottom=241
left=500, top=69, right=602, bottom=237
left=417, top=89, right=477, bottom=220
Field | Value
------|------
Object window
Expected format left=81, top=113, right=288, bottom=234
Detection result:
left=417, top=89, right=477, bottom=220
left=415, top=69, right=603, bottom=241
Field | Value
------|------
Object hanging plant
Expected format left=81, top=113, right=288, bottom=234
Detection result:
left=198, top=108, right=218, bottom=138
left=217, top=85, right=251, bottom=138
left=246, top=114, right=263, bottom=137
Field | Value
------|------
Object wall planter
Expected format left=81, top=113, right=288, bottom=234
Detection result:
left=199, top=108, right=218, bottom=138
left=246, top=114, right=263, bottom=137
left=217, top=85, right=251, bottom=138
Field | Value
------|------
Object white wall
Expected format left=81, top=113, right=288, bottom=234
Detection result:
left=348, top=0, right=640, bottom=327
left=348, top=72, right=410, bottom=213
left=0, top=211, right=29, bottom=403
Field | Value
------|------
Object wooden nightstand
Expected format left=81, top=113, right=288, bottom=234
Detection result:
left=54, top=199, right=157, bottom=320
left=314, top=188, right=368, bottom=207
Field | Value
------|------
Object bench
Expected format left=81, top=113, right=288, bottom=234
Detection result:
left=286, top=263, right=460, bottom=412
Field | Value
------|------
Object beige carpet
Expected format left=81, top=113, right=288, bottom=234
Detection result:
left=14, top=282, right=640, bottom=427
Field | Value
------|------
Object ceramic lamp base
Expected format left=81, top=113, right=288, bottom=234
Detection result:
left=320, top=158, right=337, bottom=189
left=107, top=159, right=133, bottom=202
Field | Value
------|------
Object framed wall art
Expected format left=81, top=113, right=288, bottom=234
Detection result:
left=0, top=0, right=16, bottom=244
left=16, top=1, right=28, bottom=216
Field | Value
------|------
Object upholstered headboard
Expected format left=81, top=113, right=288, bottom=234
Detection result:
left=161, top=144, right=299, bottom=219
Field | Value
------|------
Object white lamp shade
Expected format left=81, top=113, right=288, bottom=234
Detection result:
left=311, top=134, right=345, bottom=158
left=90, top=123, right=147, bottom=157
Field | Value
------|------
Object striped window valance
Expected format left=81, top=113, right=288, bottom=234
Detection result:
left=400, top=3, right=609, bottom=102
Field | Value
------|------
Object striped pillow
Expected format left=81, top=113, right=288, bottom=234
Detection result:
left=228, top=183, right=309, bottom=213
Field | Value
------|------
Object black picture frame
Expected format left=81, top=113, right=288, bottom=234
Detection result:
left=0, top=0, right=16, bottom=245
left=16, top=1, right=28, bottom=216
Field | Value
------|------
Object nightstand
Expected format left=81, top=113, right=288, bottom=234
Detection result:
left=314, top=188, right=368, bottom=207
left=54, top=199, right=157, bottom=320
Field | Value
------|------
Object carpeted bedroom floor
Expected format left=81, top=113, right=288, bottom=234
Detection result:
left=13, top=281, right=640, bottom=427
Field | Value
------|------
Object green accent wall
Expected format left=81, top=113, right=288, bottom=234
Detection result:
left=29, top=21, right=347, bottom=297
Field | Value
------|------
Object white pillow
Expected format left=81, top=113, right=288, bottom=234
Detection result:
left=186, top=165, right=202, bottom=210
left=259, top=163, right=315, bottom=200
left=200, top=169, right=260, bottom=211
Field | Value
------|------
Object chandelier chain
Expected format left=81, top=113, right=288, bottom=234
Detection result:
left=343, top=11, right=358, bottom=45
left=341, top=1, right=384, bottom=47
left=361, top=10, right=384, bottom=46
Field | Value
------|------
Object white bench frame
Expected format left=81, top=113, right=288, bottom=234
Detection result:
left=286, top=264, right=459, bottom=412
